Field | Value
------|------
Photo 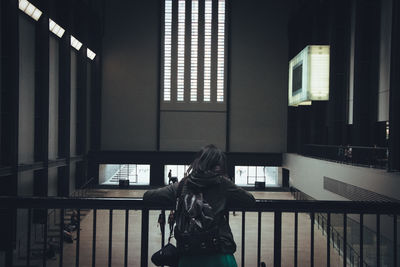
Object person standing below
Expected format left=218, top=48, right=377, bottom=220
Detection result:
left=144, top=144, right=255, bottom=267
left=168, top=169, right=173, bottom=184
left=168, top=210, right=175, bottom=237
left=157, top=212, right=166, bottom=235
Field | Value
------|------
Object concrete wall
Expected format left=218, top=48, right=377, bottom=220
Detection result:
left=160, top=112, right=226, bottom=151
left=378, top=0, right=392, bottom=122
left=101, top=0, right=159, bottom=151
left=18, top=15, right=35, bottom=198
left=101, top=0, right=289, bottom=152
left=49, top=35, right=59, bottom=160
left=70, top=50, right=77, bottom=156
left=48, top=168, right=58, bottom=196
left=229, top=0, right=288, bottom=152
left=18, top=15, right=35, bottom=164
left=86, top=62, right=91, bottom=153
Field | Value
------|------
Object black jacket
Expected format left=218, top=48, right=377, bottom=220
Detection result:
left=143, top=173, right=255, bottom=254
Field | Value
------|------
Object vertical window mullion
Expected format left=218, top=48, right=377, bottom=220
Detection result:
left=177, top=0, right=186, bottom=102
left=203, top=0, right=212, bottom=102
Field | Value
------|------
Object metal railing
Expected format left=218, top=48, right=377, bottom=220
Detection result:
left=1, top=197, right=399, bottom=267
left=302, top=144, right=389, bottom=169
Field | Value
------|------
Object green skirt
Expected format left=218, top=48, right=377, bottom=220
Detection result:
left=178, top=253, right=237, bottom=267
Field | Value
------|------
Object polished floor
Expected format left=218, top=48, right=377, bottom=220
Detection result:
left=46, top=190, right=343, bottom=267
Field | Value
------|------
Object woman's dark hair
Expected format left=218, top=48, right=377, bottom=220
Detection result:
left=188, top=144, right=227, bottom=176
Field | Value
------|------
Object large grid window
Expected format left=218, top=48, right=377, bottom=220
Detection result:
left=99, top=164, right=150, bottom=185
left=163, top=0, right=226, bottom=103
left=234, top=166, right=279, bottom=187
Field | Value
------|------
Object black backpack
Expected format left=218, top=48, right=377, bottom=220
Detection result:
left=173, top=177, right=221, bottom=255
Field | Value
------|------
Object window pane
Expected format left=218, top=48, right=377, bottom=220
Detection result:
left=217, top=0, right=225, bottom=102
left=177, top=0, right=185, bottom=101
left=191, top=0, right=199, bottom=101
left=234, top=166, right=279, bottom=187
left=163, top=0, right=172, bottom=101
left=99, top=164, right=150, bottom=185
left=204, top=0, right=212, bottom=102
left=164, top=165, right=190, bottom=185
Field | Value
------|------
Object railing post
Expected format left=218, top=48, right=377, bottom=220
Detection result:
left=294, top=212, right=298, bottom=267
left=27, top=208, right=32, bottom=267
left=141, top=208, right=149, bottom=267
left=241, top=211, right=246, bottom=267
left=343, top=213, right=347, bottom=267
left=92, top=209, right=97, bottom=267
left=59, top=208, right=64, bottom=267
left=124, top=209, right=129, bottom=267
left=310, top=212, right=314, bottom=267
left=274, top=211, right=282, bottom=267
left=257, top=211, right=261, bottom=267
left=394, top=214, right=397, bottom=267
left=161, top=210, right=165, bottom=248
left=108, top=209, right=113, bottom=267
left=327, top=212, right=331, bottom=267
left=76, top=209, right=81, bottom=267
left=376, top=214, right=380, bottom=267
left=43, top=208, right=48, bottom=267
left=360, top=213, right=363, bottom=267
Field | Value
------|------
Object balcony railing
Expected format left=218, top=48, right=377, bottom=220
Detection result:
left=0, top=196, right=399, bottom=267
left=302, top=144, right=389, bottom=169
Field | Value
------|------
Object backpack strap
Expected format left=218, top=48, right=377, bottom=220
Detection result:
left=169, top=177, right=187, bottom=242
left=176, top=177, right=187, bottom=200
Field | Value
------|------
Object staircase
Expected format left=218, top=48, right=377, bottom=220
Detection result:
left=315, top=213, right=395, bottom=267
left=108, top=164, right=137, bottom=184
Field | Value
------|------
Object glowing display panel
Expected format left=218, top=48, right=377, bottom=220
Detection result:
left=288, top=45, right=330, bottom=106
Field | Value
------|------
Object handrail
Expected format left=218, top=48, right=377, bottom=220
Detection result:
left=301, top=143, right=389, bottom=170
left=3, top=196, right=399, bottom=267
left=304, top=144, right=388, bottom=150
left=317, top=212, right=368, bottom=267
left=80, top=176, right=95, bottom=190
left=1, top=196, right=400, bottom=214
left=71, top=177, right=95, bottom=198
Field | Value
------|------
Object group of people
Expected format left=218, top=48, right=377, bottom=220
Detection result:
left=157, top=209, right=175, bottom=237
left=63, top=210, right=80, bottom=244
left=337, top=145, right=353, bottom=162
left=45, top=210, right=80, bottom=259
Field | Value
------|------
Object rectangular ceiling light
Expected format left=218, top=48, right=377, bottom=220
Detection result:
left=19, top=0, right=43, bottom=21
left=70, top=35, right=83, bottom=51
left=87, top=48, right=96, bottom=60
left=49, top=19, right=65, bottom=38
